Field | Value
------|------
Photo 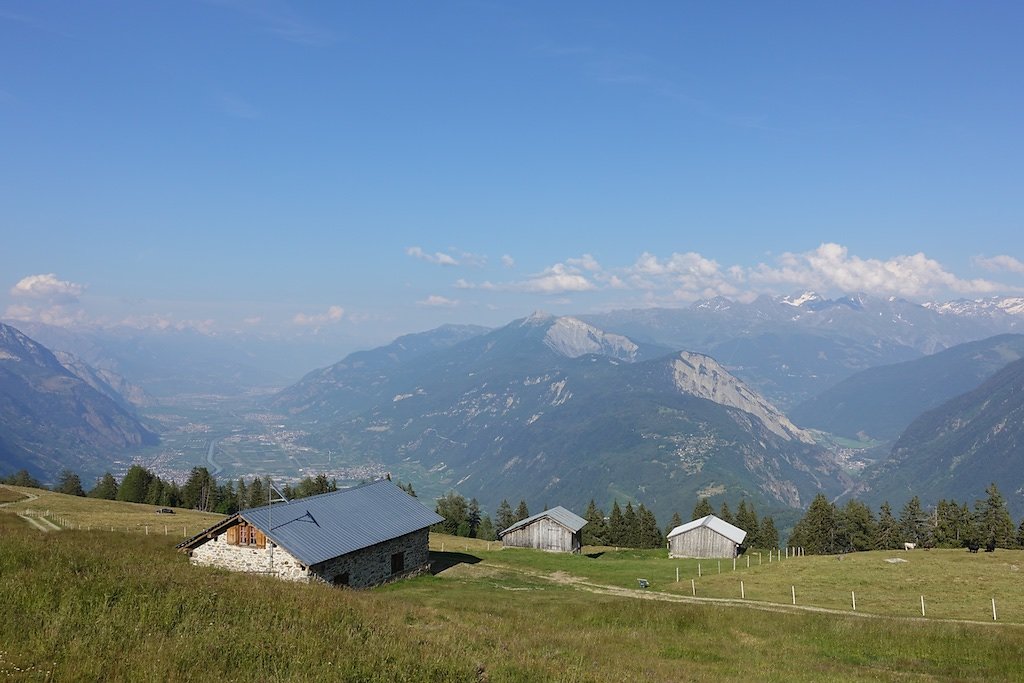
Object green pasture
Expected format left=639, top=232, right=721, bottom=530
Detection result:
left=3, top=501, right=1024, bottom=680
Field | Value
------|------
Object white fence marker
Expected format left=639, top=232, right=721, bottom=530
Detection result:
left=791, top=585, right=796, bottom=605
left=993, top=598, right=997, bottom=621
left=852, top=591, right=856, bottom=611
left=921, top=595, right=925, bottom=617
left=691, top=579, right=695, bottom=596
left=698, top=563, right=702, bottom=577
left=676, top=567, right=679, bottom=583
left=741, top=581, right=745, bottom=599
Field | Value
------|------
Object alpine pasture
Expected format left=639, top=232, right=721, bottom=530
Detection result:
left=2, top=486, right=1024, bottom=681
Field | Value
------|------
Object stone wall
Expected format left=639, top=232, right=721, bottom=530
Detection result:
left=187, top=524, right=431, bottom=588
left=189, top=529, right=310, bottom=582
left=311, top=528, right=431, bottom=588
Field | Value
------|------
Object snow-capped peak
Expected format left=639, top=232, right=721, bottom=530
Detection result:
left=782, top=291, right=823, bottom=307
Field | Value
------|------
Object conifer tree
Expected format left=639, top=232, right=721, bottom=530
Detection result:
left=468, top=498, right=482, bottom=538
left=144, top=476, right=164, bottom=505
left=434, top=492, right=469, bottom=536
left=898, top=496, right=927, bottom=545
left=875, top=501, right=900, bottom=550
left=514, top=500, right=530, bottom=523
left=735, top=500, right=759, bottom=545
left=582, top=499, right=608, bottom=546
left=838, top=499, right=876, bottom=551
left=55, top=470, right=85, bottom=497
left=789, top=493, right=837, bottom=554
left=759, top=516, right=779, bottom=550
left=665, top=511, right=683, bottom=538
left=117, top=465, right=154, bottom=503
left=692, top=497, right=713, bottom=519
left=236, top=478, right=249, bottom=510
left=89, top=472, right=119, bottom=500
left=975, top=483, right=1015, bottom=549
left=718, top=501, right=734, bottom=525
left=248, top=476, right=266, bottom=509
left=478, top=515, right=496, bottom=541
left=608, top=501, right=626, bottom=546
left=622, top=502, right=639, bottom=547
left=495, top=499, right=515, bottom=532
left=637, top=504, right=663, bottom=549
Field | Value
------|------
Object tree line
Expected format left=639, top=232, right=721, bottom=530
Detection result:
left=788, top=484, right=1023, bottom=554
left=1, top=466, right=342, bottom=514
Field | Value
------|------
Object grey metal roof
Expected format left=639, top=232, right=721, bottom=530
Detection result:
left=667, top=514, right=747, bottom=545
left=498, top=505, right=587, bottom=537
left=238, top=479, right=443, bottom=567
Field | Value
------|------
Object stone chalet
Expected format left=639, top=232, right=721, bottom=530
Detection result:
left=177, top=479, right=443, bottom=588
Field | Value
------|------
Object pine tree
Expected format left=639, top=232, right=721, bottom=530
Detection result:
left=718, top=501, right=734, bottom=525
left=496, top=499, right=515, bottom=532
left=236, top=478, right=249, bottom=510
left=735, top=500, right=759, bottom=546
left=514, top=500, right=530, bottom=523
left=759, top=516, right=779, bottom=550
left=89, top=472, right=119, bottom=500
left=478, top=515, right=496, bottom=541
left=838, top=499, right=877, bottom=551
left=55, top=470, right=85, bottom=497
left=789, top=493, right=838, bottom=554
left=622, top=502, right=639, bottom=547
left=692, top=498, right=713, bottom=519
left=248, top=477, right=266, bottom=509
left=975, top=483, right=1015, bottom=550
left=144, top=476, right=164, bottom=505
left=898, top=496, right=927, bottom=545
left=665, top=511, right=683, bottom=538
left=875, top=501, right=899, bottom=550
left=637, top=504, right=663, bottom=549
left=582, top=499, right=608, bottom=546
left=608, top=501, right=626, bottom=546
left=468, top=498, right=482, bottom=538
left=117, top=465, right=154, bottom=503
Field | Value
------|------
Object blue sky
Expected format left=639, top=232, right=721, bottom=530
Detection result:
left=2, top=1, right=1023, bottom=350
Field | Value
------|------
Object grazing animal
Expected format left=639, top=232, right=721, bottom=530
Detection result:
left=986, top=539, right=997, bottom=553
left=902, top=542, right=917, bottom=551
left=967, top=541, right=980, bottom=553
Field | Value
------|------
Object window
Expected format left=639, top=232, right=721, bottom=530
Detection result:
left=227, top=522, right=265, bottom=548
left=391, top=552, right=405, bottom=575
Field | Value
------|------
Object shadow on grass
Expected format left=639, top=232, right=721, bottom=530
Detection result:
left=585, top=552, right=605, bottom=559
left=429, top=551, right=481, bottom=575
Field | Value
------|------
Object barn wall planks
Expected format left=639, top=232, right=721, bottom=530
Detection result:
left=502, top=517, right=581, bottom=553
left=669, top=526, right=738, bottom=559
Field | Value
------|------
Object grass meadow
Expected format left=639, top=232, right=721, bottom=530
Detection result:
left=2, top=488, right=1024, bottom=681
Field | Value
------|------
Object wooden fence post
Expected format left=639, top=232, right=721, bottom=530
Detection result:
left=920, top=596, right=925, bottom=617
left=691, top=579, right=695, bottom=596
left=741, top=581, right=745, bottom=599
left=851, top=591, right=856, bottom=611
left=791, top=586, right=796, bottom=605
left=992, top=598, right=997, bottom=621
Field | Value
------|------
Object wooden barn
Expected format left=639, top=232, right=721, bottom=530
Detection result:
left=498, top=506, right=587, bottom=553
left=667, top=514, right=747, bottom=559
left=177, top=479, right=442, bottom=588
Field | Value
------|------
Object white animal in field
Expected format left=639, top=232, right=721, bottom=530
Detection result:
left=903, top=542, right=917, bottom=551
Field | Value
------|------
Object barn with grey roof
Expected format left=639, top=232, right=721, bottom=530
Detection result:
left=177, top=479, right=443, bottom=588
left=667, top=514, right=747, bottom=559
left=498, top=506, right=587, bottom=553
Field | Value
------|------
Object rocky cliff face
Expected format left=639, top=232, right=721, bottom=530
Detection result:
left=668, top=351, right=814, bottom=443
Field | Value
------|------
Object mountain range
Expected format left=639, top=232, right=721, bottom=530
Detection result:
left=0, top=323, right=158, bottom=480
left=271, top=313, right=849, bottom=521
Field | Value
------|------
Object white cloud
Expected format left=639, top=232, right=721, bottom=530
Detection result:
left=292, top=305, right=345, bottom=326
left=454, top=278, right=496, bottom=290
left=501, top=254, right=516, bottom=268
left=406, top=246, right=459, bottom=266
left=11, top=273, right=85, bottom=303
left=567, top=253, right=601, bottom=272
left=519, top=262, right=596, bottom=294
left=417, top=295, right=458, bottom=307
left=750, top=243, right=1001, bottom=297
left=243, top=316, right=263, bottom=325
left=974, top=254, right=1024, bottom=275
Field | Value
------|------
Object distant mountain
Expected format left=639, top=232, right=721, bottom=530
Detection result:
left=790, top=334, right=1024, bottom=443
left=582, top=292, right=1022, bottom=408
left=272, top=315, right=847, bottom=521
left=864, top=358, right=1024, bottom=516
left=0, top=323, right=158, bottom=482
left=54, top=351, right=152, bottom=410
left=8, top=321, right=292, bottom=397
